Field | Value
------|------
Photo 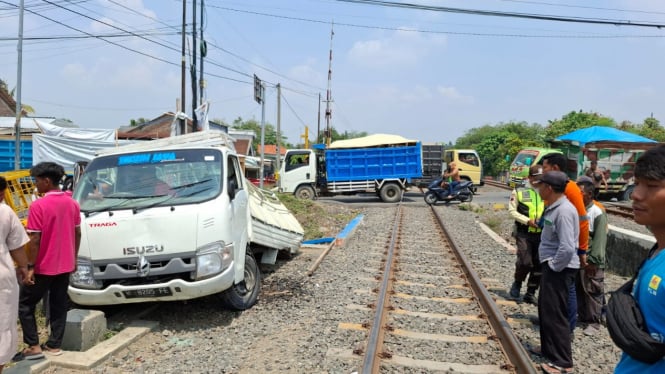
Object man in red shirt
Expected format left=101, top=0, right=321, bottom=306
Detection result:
left=16, top=162, right=81, bottom=359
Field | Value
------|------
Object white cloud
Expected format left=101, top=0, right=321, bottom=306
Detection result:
left=347, top=27, right=447, bottom=68
left=436, top=86, right=474, bottom=104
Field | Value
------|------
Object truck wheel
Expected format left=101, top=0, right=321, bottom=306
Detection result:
left=424, top=192, right=438, bottom=205
left=622, top=185, right=635, bottom=201
left=219, top=253, right=261, bottom=310
left=380, top=184, right=402, bottom=203
left=295, top=185, right=315, bottom=200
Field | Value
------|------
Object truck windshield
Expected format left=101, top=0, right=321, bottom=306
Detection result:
left=73, top=149, right=223, bottom=212
left=512, top=151, right=538, bottom=167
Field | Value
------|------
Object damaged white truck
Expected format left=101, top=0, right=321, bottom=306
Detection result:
left=68, top=132, right=303, bottom=310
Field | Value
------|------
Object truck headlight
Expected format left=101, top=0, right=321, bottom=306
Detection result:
left=70, top=258, right=103, bottom=289
left=195, top=241, right=234, bottom=280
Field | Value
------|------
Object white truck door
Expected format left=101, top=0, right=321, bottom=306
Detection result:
left=279, top=150, right=316, bottom=193
left=227, top=155, right=249, bottom=254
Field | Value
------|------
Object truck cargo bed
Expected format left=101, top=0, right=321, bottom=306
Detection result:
left=324, top=143, right=422, bottom=182
left=247, top=182, right=304, bottom=257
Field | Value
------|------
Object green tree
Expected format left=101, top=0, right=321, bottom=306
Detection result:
left=129, top=118, right=149, bottom=127
left=637, top=117, right=665, bottom=142
left=231, top=117, right=292, bottom=150
left=455, top=121, right=545, bottom=176
left=544, top=110, right=615, bottom=140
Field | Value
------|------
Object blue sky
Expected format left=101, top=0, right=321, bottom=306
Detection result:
left=2, top=0, right=665, bottom=145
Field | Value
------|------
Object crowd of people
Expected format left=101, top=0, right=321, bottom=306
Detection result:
left=507, top=146, right=665, bottom=373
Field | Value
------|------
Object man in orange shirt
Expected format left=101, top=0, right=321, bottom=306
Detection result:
left=542, top=153, right=589, bottom=334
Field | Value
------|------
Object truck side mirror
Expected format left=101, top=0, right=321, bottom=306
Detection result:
left=227, top=178, right=237, bottom=200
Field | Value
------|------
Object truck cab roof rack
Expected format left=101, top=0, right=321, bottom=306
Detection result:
left=96, top=131, right=236, bottom=156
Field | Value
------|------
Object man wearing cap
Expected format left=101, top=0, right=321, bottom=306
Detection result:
left=533, top=170, right=579, bottom=374
left=542, top=153, right=589, bottom=334
left=575, top=175, right=608, bottom=336
left=508, top=165, right=545, bottom=304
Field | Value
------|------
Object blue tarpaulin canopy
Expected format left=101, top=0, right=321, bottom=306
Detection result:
left=554, top=126, right=657, bottom=146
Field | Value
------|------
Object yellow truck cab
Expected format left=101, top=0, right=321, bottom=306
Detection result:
left=443, top=149, right=483, bottom=186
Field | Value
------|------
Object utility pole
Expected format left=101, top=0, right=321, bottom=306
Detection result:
left=191, top=0, right=198, bottom=131
left=199, top=0, right=206, bottom=103
left=317, top=92, right=321, bottom=144
left=325, top=23, right=334, bottom=147
left=259, top=82, right=266, bottom=189
left=13, top=0, right=25, bottom=170
left=276, top=83, right=281, bottom=187
left=180, top=0, right=186, bottom=135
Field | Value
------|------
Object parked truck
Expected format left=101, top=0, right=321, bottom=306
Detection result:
left=508, top=127, right=660, bottom=200
left=277, top=134, right=422, bottom=203
left=67, top=132, right=304, bottom=310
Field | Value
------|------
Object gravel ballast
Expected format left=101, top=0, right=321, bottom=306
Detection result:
left=35, top=189, right=650, bottom=374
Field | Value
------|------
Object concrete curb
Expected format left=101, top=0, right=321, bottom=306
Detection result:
left=477, top=220, right=517, bottom=254
left=6, top=320, right=158, bottom=374
left=334, top=214, right=365, bottom=247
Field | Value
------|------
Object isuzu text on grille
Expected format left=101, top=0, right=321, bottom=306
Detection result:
left=123, top=245, right=165, bottom=255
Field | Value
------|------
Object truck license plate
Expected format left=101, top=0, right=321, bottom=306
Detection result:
left=123, top=287, right=172, bottom=299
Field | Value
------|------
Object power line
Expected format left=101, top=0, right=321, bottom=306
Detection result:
left=281, top=91, right=308, bottom=128
left=213, top=5, right=665, bottom=39
left=333, top=0, right=665, bottom=29
left=499, top=0, right=665, bottom=16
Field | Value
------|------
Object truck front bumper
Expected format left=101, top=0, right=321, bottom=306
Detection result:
left=68, top=262, right=236, bottom=305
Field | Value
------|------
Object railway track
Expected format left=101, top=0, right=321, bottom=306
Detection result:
left=329, top=204, right=537, bottom=373
left=483, top=179, right=634, bottom=218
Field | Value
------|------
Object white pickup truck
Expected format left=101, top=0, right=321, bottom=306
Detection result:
left=68, top=132, right=303, bottom=310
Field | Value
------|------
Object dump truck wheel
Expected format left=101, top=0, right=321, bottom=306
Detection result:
left=219, top=253, right=261, bottom=310
left=295, top=185, right=315, bottom=200
left=622, top=185, right=635, bottom=201
left=380, top=183, right=402, bottom=203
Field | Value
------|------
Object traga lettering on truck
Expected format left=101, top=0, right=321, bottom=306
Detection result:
left=89, top=222, right=118, bottom=228
left=123, top=245, right=165, bottom=255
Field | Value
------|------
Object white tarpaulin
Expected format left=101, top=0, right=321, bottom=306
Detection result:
left=32, top=134, right=135, bottom=170
left=34, top=120, right=117, bottom=141
left=328, top=134, right=418, bottom=149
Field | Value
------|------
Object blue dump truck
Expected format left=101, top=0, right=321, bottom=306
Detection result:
left=277, top=134, right=423, bottom=203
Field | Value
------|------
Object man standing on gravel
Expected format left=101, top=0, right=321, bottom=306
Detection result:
left=542, top=153, right=588, bottom=334
left=508, top=165, right=545, bottom=304
left=15, top=162, right=81, bottom=360
left=575, top=176, right=607, bottom=337
left=533, top=170, right=579, bottom=374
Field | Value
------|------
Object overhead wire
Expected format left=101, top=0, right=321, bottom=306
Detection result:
left=213, top=5, right=665, bottom=38
left=281, top=92, right=309, bottom=128
left=332, top=0, right=665, bottom=29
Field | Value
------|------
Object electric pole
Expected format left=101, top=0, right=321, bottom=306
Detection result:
left=13, top=0, right=25, bottom=170
left=191, top=0, right=198, bottom=131
left=200, top=0, right=206, bottom=103
left=325, top=23, right=334, bottom=147
left=180, top=0, right=186, bottom=135
left=276, top=83, right=281, bottom=186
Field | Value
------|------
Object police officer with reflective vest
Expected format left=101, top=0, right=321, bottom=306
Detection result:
left=508, top=164, right=545, bottom=304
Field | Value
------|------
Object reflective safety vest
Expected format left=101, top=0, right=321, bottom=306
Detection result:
left=515, top=188, right=544, bottom=233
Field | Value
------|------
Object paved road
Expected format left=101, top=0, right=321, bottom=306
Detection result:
left=316, top=186, right=512, bottom=207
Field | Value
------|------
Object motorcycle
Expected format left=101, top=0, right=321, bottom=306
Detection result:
left=424, top=177, right=474, bottom=205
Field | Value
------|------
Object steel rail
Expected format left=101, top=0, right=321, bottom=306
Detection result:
left=430, top=206, right=538, bottom=374
left=361, top=204, right=402, bottom=374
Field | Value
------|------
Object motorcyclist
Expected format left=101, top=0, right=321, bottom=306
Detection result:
left=443, top=162, right=461, bottom=199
